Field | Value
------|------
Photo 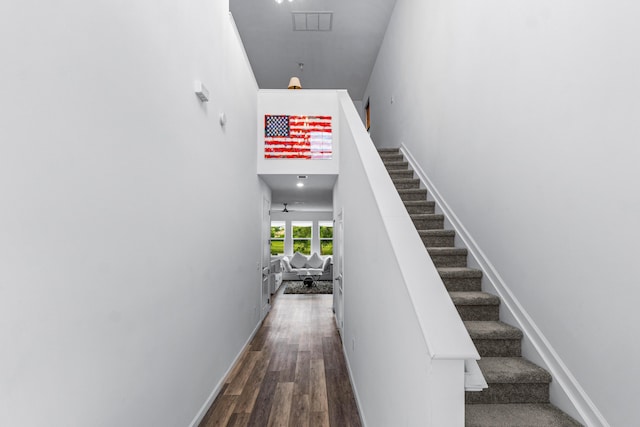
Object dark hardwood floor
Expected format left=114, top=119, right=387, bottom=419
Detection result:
left=199, top=288, right=362, bottom=427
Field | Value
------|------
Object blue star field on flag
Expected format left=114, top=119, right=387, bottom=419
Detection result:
left=265, top=115, right=290, bottom=137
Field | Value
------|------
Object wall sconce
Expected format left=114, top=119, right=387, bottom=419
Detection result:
left=288, top=77, right=302, bottom=89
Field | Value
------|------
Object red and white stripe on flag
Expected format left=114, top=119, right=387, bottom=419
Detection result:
left=264, top=115, right=332, bottom=159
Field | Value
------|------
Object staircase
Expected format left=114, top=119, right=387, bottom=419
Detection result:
left=378, top=148, right=582, bottom=427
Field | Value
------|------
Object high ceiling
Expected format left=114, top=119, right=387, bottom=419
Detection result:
left=232, top=0, right=396, bottom=211
left=230, top=0, right=397, bottom=101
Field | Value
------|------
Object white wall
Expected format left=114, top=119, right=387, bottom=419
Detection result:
left=352, top=100, right=365, bottom=126
left=364, top=1, right=640, bottom=425
left=0, top=2, right=263, bottom=426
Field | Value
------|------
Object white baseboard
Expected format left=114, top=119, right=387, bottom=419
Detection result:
left=188, top=320, right=263, bottom=427
left=400, top=143, right=608, bottom=427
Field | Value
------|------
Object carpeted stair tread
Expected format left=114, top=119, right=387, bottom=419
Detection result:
left=404, top=200, right=435, bottom=208
left=383, top=161, right=409, bottom=170
left=418, top=229, right=455, bottom=247
left=381, top=154, right=405, bottom=163
left=465, top=321, right=522, bottom=357
left=464, top=321, right=523, bottom=340
left=399, top=188, right=428, bottom=195
left=404, top=200, right=436, bottom=214
left=392, top=178, right=420, bottom=184
left=377, top=147, right=400, bottom=153
left=465, top=404, right=583, bottom=427
left=428, top=247, right=468, bottom=267
left=450, top=292, right=500, bottom=306
left=438, top=267, right=483, bottom=279
left=427, top=247, right=468, bottom=256
left=419, top=229, right=455, bottom=237
left=478, top=357, right=551, bottom=384
left=399, top=189, right=429, bottom=201
left=392, top=178, right=421, bottom=188
left=389, top=169, right=414, bottom=179
left=438, top=267, right=483, bottom=292
left=411, top=213, right=444, bottom=221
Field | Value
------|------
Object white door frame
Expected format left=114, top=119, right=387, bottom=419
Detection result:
left=260, top=197, right=271, bottom=320
left=333, top=209, right=344, bottom=338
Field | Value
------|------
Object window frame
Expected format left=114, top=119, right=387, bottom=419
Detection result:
left=291, top=221, right=312, bottom=255
left=270, top=221, right=285, bottom=256
left=318, top=221, right=333, bottom=256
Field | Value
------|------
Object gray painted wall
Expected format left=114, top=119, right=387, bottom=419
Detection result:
left=364, top=0, right=640, bottom=425
left=0, top=2, right=264, bottom=426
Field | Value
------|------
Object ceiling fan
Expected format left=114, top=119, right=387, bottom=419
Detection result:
left=269, top=202, right=300, bottom=214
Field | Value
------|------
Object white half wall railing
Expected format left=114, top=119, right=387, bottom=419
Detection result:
left=333, top=91, right=483, bottom=427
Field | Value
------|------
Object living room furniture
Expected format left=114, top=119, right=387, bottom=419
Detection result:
left=298, top=269, right=323, bottom=286
left=279, top=252, right=332, bottom=281
left=269, top=258, right=283, bottom=294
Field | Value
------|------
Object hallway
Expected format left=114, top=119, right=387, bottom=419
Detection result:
left=200, top=289, right=362, bottom=427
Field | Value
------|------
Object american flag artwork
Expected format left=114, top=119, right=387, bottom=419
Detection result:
left=264, top=115, right=332, bottom=159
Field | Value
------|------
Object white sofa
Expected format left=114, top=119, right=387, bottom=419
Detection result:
left=280, top=252, right=333, bottom=281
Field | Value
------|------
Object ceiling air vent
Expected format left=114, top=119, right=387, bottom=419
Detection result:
left=292, top=11, right=333, bottom=31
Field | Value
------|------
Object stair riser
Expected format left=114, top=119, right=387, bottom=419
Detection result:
left=472, top=340, right=522, bottom=357
left=381, top=154, right=404, bottom=163
left=465, top=383, right=550, bottom=404
left=441, top=277, right=482, bottom=292
left=455, top=305, right=500, bottom=321
left=393, top=180, right=421, bottom=190
left=389, top=170, right=414, bottom=180
left=430, top=254, right=467, bottom=267
left=384, top=162, right=409, bottom=171
left=412, top=217, right=444, bottom=229
left=421, top=235, right=455, bottom=247
left=400, top=191, right=428, bottom=202
left=405, top=204, right=435, bottom=215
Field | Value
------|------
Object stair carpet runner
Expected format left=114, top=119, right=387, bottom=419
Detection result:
left=378, top=148, right=582, bottom=427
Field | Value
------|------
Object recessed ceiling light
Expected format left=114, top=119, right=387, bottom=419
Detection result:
left=296, top=182, right=304, bottom=187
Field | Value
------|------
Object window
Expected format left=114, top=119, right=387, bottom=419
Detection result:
left=292, top=221, right=312, bottom=255
left=270, top=221, right=285, bottom=255
left=319, top=221, right=333, bottom=256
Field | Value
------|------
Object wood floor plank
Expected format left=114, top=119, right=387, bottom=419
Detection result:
left=294, top=350, right=311, bottom=396
left=309, top=411, right=330, bottom=427
left=233, top=350, right=271, bottom=414
left=226, top=351, right=260, bottom=395
left=200, top=394, right=237, bottom=427
left=325, top=367, right=361, bottom=427
left=279, top=344, right=299, bottom=382
left=267, top=382, right=294, bottom=427
left=200, top=292, right=361, bottom=427
left=246, top=370, right=279, bottom=427
left=250, top=326, right=271, bottom=351
left=309, top=359, right=328, bottom=413
left=226, top=349, right=250, bottom=386
left=227, top=413, right=250, bottom=427
left=288, top=392, right=310, bottom=427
